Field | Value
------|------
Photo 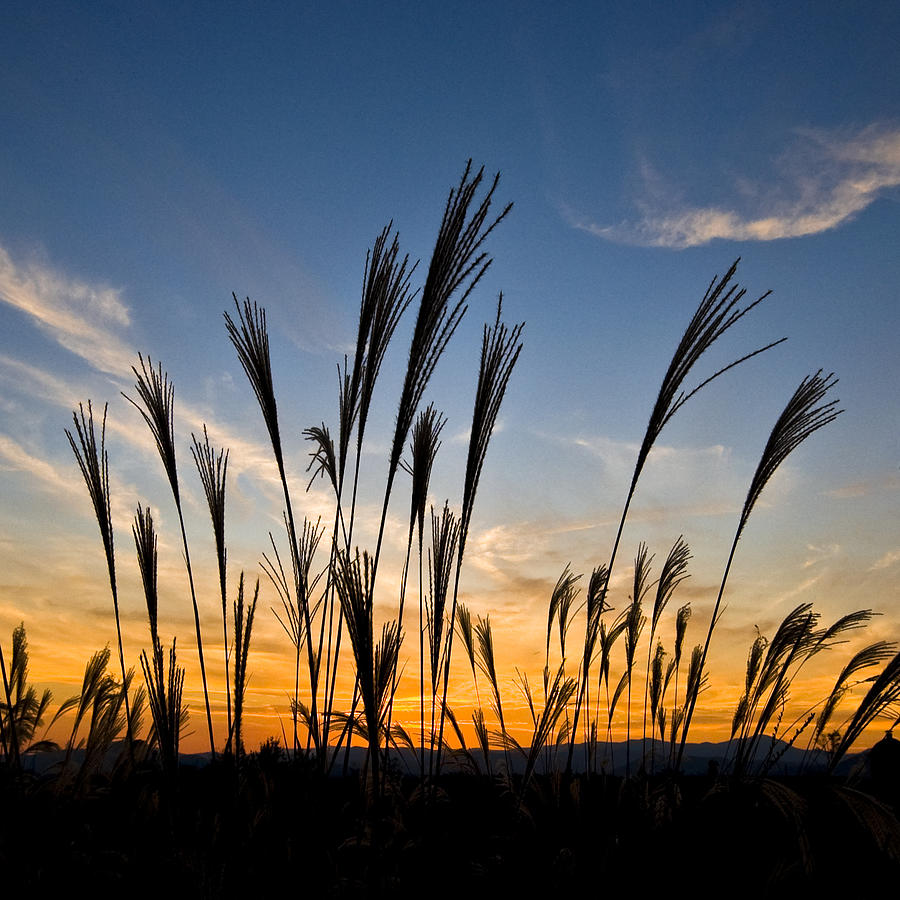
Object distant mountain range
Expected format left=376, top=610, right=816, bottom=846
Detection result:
left=189, top=736, right=866, bottom=777
left=20, top=736, right=869, bottom=778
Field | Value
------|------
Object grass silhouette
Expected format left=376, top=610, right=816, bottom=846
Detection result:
left=1, top=161, right=899, bottom=894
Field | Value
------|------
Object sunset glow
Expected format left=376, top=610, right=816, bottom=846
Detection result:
left=2, top=2, right=899, bottom=760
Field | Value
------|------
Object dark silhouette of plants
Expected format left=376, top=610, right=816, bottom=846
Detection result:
left=224, top=161, right=516, bottom=791
left=10, top=178, right=899, bottom=893
left=402, top=404, right=447, bottom=771
left=434, top=296, right=523, bottom=775
left=65, top=401, right=133, bottom=756
left=227, top=572, right=259, bottom=761
left=642, top=536, right=691, bottom=764
left=827, top=649, right=900, bottom=771
left=51, top=646, right=144, bottom=790
left=191, top=427, right=231, bottom=740
left=804, top=640, right=897, bottom=766
left=567, top=260, right=785, bottom=773
left=124, top=356, right=216, bottom=757
left=226, top=298, right=324, bottom=760
left=677, top=370, right=842, bottom=767
left=134, top=504, right=186, bottom=779
left=0, top=627, right=19, bottom=766
left=725, top=603, right=873, bottom=775
left=140, top=640, right=185, bottom=781
left=36, top=167, right=894, bottom=861
left=331, top=549, right=399, bottom=794
left=0, top=624, right=55, bottom=759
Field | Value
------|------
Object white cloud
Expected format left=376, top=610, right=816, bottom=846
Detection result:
left=871, top=549, right=900, bottom=571
left=802, top=542, right=841, bottom=569
left=575, top=123, right=900, bottom=248
left=825, top=481, right=871, bottom=499
left=0, top=245, right=135, bottom=374
left=0, top=433, right=82, bottom=498
left=571, top=432, right=731, bottom=486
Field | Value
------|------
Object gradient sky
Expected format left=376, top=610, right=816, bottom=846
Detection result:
left=2, top=1, right=899, bottom=752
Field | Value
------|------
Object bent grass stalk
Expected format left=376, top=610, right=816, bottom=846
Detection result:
left=124, top=356, right=216, bottom=758
left=434, top=297, right=523, bottom=777
left=569, top=261, right=784, bottom=774
left=677, top=370, right=842, bottom=769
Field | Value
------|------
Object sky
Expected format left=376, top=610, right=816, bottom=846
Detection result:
left=1, top=0, right=899, bottom=754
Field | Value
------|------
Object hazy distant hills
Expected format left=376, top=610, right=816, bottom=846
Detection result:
left=19, top=736, right=867, bottom=778
left=22, top=736, right=859, bottom=778
left=317, top=737, right=864, bottom=778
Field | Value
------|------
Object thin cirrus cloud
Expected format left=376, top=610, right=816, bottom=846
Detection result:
left=0, top=244, right=136, bottom=376
left=0, top=432, right=83, bottom=499
left=0, top=243, right=325, bottom=530
left=573, top=123, right=900, bottom=248
left=871, top=549, right=900, bottom=571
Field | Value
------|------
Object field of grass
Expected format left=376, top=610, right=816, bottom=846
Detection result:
left=2, top=162, right=900, bottom=894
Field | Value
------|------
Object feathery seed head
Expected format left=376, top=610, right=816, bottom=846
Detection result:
left=132, top=504, right=159, bottom=644
left=225, top=296, right=284, bottom=468
left=652, top=536, right=691, bottom=631
left=459, top=296, right=524, bottom=563
left=674, top=603, right=692, bottom=664
left=739, top=370, right=842, bottom=539
left=124, top=354, right=180, bottom=504
left=632, top=260, right=785, bottom=493
left=303, top=423, right=338, bottom=494
left=353, top=225, right=417, bottom=459
left=66, top=401, right=114, bottom=577
left=402, top=403, right=447, bottom=541
left=389, top=162, right=511, bottom=480
left=191, top=425, right=229, bottom=595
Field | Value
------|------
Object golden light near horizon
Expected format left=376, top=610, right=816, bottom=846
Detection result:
left=2, top=3, right=900, bottom=775
left=19, top=236, right=895, bottom=770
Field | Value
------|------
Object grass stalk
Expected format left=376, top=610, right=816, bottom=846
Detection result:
left=570, top=261, right=782, bottom=775
left=228, top=572, right=259, bottom=762
left=226, top=300, right=321, bottom=757
left=677, top=371, right=842, bottom=769
left=65, top=401, right=133, bottom=760
left=124, top=356, right=216, bottom=758
left=434, top=297, right=523, bottom=776
left=191, top=426, right=231, bottom=743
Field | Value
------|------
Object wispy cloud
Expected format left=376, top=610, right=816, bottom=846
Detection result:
left=871, top=549, right=900, bottom=571
left=574, top=123, right=900, bottom=248
left=0, top=244, right=136, bottom=374
left=825, top=472, right=900, bottom=501
left=802, top=542, right=841, bottom=569
left=570, top=432, right=733, bottom=493
left=0, top=433, right=82, bottom=498
left=0, top=351, right=285, bottom=510
left=0, top=233, right=303, bottom=511
left=825, top=481, right=871, bottom=499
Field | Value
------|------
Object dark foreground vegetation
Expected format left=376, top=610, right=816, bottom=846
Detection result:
left=2, top=742, right=900, bottom=898
left=3, top=161, right=900, bottom=896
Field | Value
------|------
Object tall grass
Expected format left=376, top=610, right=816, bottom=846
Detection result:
left=676, top=370, right=842, bottom=767
left=46, top=165, right=899, bottom=804
left=124, top=356, right=216, bottom=758
left=134, top=504, right=186, bottom=778
left=566, top=260, right=785, bottom=774
left=0, top=625, right=54, bottom=761
left=222, top=162, right=517, bottom=790
left=65, top=401, right=133, bottom=758
left=191, top=427, right=231, bottom=741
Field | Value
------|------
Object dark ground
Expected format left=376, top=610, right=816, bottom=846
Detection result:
left=2, top=746, right=899, bottom=899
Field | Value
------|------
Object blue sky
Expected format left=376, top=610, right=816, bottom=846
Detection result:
left=2, top=1, right=899, bottom=747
